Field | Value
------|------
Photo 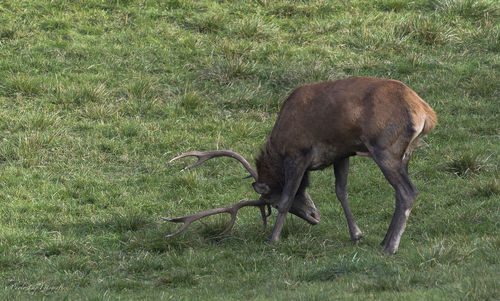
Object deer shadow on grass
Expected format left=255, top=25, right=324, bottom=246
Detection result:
left=40, top=211, right=281, bottom=255
left=37, top=212, right=195, bottom=253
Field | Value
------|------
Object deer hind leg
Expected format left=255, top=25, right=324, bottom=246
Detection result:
left=334, top=157, right=362, bottom=242
left=368, top=146, right=419, bottom=254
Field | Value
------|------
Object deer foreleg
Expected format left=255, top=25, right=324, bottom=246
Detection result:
left=269, top=156, right=310, bottom=244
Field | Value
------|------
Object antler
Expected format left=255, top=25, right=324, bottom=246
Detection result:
left=166, top=150, right=271, bottom=237
left=168, top=150, right=258, bottom=180
left=162, top=199, right=272, bottom=237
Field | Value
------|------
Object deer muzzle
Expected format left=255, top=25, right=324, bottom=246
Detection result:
left=288, top=192, right=321, bottom=225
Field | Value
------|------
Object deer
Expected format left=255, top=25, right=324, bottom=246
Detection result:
left=166, top=76, right=437, bottom=254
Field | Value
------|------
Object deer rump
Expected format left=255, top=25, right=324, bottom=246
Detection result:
left=166, top=77, right=437, bottom=254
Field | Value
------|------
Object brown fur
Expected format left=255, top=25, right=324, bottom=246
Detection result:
left=256, top=76, right=437, bottom=187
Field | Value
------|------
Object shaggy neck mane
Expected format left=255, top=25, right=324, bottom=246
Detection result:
left=255, top=144, right=283, bottom=189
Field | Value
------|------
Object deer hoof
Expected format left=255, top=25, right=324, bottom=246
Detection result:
left=352, top=237, right=363, bottom=244
left=381, top=246, right=398, bottom=255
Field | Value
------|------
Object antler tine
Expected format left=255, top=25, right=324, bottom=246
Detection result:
left=163, top=199, right=269, bottom=237
left=169, top=150, right=258, bottom=180
left=168, top=151, right=212, bottom=171
left=161, top=216, right=193, bottom=238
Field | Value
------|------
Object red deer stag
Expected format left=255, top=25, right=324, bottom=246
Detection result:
left=166, top=76, right=437, bottom=254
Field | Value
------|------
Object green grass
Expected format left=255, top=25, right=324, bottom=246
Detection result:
left=0, top=0, right=499, bottom=299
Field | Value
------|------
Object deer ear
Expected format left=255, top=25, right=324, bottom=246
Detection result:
left=252, top=182, right=270, bottom=195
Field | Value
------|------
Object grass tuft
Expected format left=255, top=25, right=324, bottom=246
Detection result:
left=179, top=91, right=204, bottom=113
left=304, top=255, right=365, bottom=282
left=445, top=153, right=490, bottom=177
left=111, top=211, right=151, bottom=233
left=4, top=74, right=43, bottom=97
left=0, top=27, right=16, bottom=40
left=120, top=121, right=140, bottom=138
left=156, top=270, right=198, bottom=287
left=201, top=56, right=257, bottom=86
left=39, top=18, right=70, bottom=31
left=433, top=0, right=499, bottom=21
left=376, top=0, right=408, bottom=12
left=229, top=17, right=276, bottom=40
left=472, top=179, right=499, bottom=197
left=395, top=15, right=457, bottom=46
left=185, top=13, right=227, bottom=34
left=127, top=78, right=156, bottom=100
left=53, top=83, right=109, bottom=105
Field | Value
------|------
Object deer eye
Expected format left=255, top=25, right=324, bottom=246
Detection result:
left=252, top=182, right=271, bottom=195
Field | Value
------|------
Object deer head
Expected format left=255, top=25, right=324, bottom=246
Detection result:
left=165, top=150, right=320, bottom=237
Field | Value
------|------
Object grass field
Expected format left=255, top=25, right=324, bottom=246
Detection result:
left=0, top=0, right=499, bottom=299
